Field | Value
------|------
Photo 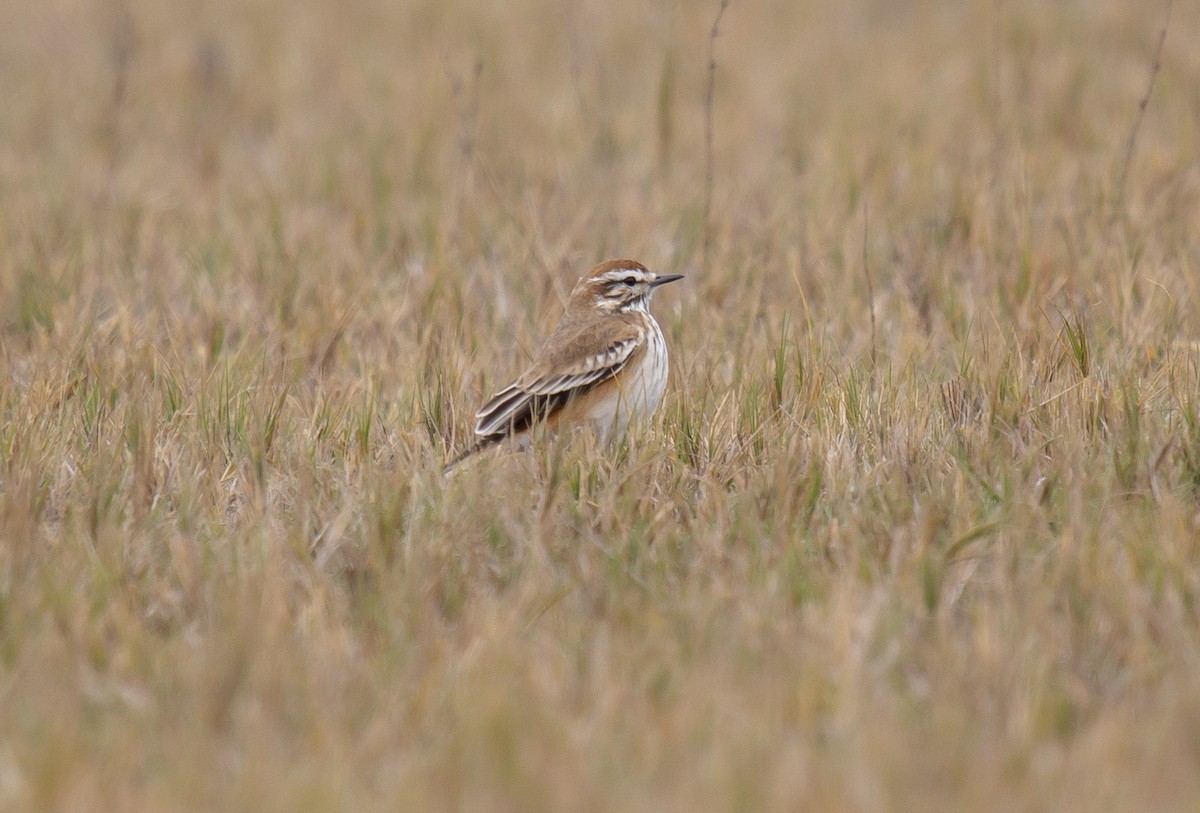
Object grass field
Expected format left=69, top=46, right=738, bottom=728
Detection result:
left=2, top=0, right=1200, bottom=809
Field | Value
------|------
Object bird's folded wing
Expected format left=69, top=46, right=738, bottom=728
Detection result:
left=473, top=330, right=643, bottom=438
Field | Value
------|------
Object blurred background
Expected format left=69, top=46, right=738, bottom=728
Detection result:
left=2, top=1, right=1199, bottom=810
left=2, top=0, right=1194, bottom=356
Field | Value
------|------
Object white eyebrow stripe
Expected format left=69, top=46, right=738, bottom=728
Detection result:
left=601, top=269, right=649, bottom=282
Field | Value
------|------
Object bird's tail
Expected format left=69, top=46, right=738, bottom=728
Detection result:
left=441, top=436, right=500, bottom=477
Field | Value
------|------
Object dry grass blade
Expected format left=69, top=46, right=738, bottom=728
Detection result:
left=702, top=0, right=734, bottom=277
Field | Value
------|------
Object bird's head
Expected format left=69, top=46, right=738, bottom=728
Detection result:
left=571, top=259, right=684, bottom=314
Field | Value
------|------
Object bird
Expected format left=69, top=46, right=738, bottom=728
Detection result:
left=444, top=258, right=683, bottom=473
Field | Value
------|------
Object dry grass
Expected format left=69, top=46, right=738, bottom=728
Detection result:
left=2, top=0, right=1200, bottom=810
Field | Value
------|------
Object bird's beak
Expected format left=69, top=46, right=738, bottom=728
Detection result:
left=650, top=273, right=684, bottom=288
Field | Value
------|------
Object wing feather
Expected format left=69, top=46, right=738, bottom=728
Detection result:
left=473, top=334, right=642, bottom=438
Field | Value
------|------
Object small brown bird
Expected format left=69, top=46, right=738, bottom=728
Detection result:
left=445, top=258, right=683, bottom=472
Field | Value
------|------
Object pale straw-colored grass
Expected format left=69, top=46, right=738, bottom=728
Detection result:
left=2, top=0, right=1199, bottom=810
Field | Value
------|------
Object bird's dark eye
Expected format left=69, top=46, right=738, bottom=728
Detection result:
left=621, top=277, right=637, bottom=286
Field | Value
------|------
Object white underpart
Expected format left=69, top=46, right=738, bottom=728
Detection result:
left=588, top=315, right=669, bottom=440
